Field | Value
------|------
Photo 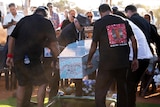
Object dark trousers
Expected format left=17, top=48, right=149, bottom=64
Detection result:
left=42, top=58, right=60, bottom=101
left=127, top=59, right=149, bottom=107
left=48, top=68, right=60, bottom=100
left=0, top=36, right=9, bottom=68
left=95, top=68, right=128, bottom=107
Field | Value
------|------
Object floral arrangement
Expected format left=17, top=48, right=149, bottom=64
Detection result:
left=153, top=68, right=160, bottom=87
left=82, top=79, right=96, bottom=96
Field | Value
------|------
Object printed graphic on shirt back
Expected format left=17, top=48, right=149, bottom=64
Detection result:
left=106, top=23, right=127, bottom=47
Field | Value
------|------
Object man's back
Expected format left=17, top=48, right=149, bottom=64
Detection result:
left=11, top=14, right=56, bottom=61
left=93, top=15, right=133, bottom=70
left=130, top=13, right=151, bottom=43
left=58, top=23, right=77, bottom=46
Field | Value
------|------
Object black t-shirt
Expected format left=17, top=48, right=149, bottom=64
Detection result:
left=11, top=14, right=57, bottom=61
left=93, top=15, right=134, bottom=70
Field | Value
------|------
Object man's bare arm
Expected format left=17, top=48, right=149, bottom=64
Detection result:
left=3, top=20, right=17, bottom=29
left=49, top=41, right=60, bottom=61
left=130, top=35, right=139, bottom=71
left=6, top=36, right=15, bottom=67
left=3, top=23, right=12, bottom=29
left=87, top=41, right=98, bottom=68
left=130, top=35, right=137, bottom=60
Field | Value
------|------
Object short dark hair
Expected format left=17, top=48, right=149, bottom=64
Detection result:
left=47, top=2, right=52, bottom=7
left=99, top=4, right=111, bottom=13
left=125, top=5, right=137, bottom=13
left=8, top=3, right=16, bottom=8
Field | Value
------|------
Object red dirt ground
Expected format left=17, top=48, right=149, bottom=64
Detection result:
left=0, top=75, right=160, bottom=104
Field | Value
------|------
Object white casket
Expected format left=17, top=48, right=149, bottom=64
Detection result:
left=58, top=40, right=99, bottom=79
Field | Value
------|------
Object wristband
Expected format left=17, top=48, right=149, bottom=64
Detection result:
left=7, top=54, right=13, bottom=58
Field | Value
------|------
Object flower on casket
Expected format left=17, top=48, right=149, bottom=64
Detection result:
left=82, top=79, right=96, bottom=96
left=153, top=73, right=160, bottom=87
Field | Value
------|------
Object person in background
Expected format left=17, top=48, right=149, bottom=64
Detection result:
left=112, top=6, right=118, bottom=14
left=3, top=3, right=24, bottom=64
left=3, top=3, right=24, bottom=37
left=144, top=14, right=160, bottom=56
left=0, top=3, right=24, bottom=90
left=124, top=5, right=157, bottom=107
left=29, top=6, right=37, bottom=15
left=87, top=4, right=138, bottom=107
left=149, top=11, right=155, bottom=24
left=6, top=6, right=60, bottom=107
left=114, top=10, right=154, bottom=105
left=85, top=11, right=94, bottom=26
left=47, top=2, right=60, bottom=30
left=58, top=14, right=90, bottom=96
left=140, top=13, right=160, bottom=94
left=58, top=14, right=90, bottom=47
left=64, top=9, right=69, bottom=20
left=61, top=9, right=77, bottom=30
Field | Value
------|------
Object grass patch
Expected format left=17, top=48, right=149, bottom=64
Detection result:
left=0, top=97, right=16, bottom=107
left=0, top=97, right=160, bottom=107
left=137, top=103, right=160, bottom=107
left=0, top=97, right=48, bottom=107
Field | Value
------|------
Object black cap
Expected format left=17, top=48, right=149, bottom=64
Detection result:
left=112, top=6, right=118, bottom=13
left=34, top=6, right=48, bottom=17
left=76, top=14, right=90, bottom=26
left=36, top=6, right=48, bottom=11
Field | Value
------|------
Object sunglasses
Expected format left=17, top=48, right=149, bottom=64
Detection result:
left=88, top=16, right=93, bottom=18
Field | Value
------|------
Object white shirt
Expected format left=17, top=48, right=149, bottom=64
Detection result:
left=126, top=19, right=153, bottom=60
left=3, top=12, right=24, bottom=36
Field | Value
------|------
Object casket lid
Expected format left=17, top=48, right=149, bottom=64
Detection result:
left=58, top=40, right=92, bottom=58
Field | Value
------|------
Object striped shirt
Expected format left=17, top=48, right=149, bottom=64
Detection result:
left=49, top=11, right=60, bottom=29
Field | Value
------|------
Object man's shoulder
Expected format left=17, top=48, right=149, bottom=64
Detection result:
left=4, top=13, right=12, bottom=18
left=61, top=23, right=75, bottom=36
left=131, top=13, right=143, bottom=21
left=20, top=14, right=48, bottom=23
left=62, top=23, right=74, bottom=30
left=95, top=15, right=125, bottom=25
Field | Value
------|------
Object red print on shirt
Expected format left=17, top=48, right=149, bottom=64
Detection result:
left=106, top=24, right=127, bottom=47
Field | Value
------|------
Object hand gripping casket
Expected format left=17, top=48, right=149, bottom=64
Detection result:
left=58, top=40, right=99, bottom=79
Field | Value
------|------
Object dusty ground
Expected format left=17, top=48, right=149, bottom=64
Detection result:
left=0, top=76, right=15, bottom=100
left=0, top=75, right=160, bottom=104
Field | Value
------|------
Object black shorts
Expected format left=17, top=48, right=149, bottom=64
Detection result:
left=14, top=60, right=48, bottom=86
